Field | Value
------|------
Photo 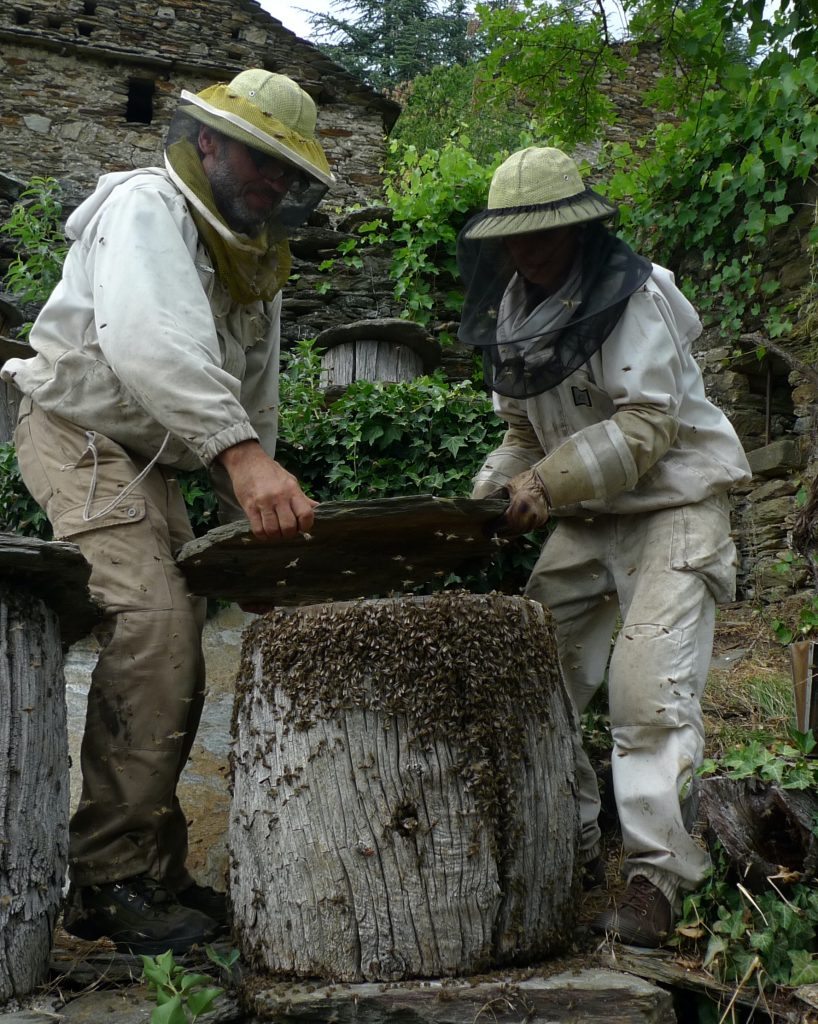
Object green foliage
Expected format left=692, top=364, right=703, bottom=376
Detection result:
left=319, top=138, right=500, bottom=325
left=140, top=945, right=238, bottom=1024
left=177, top=468, right=219, bottom=537
left=699, top=727, right=818, bottom=790
left=278, top=340, right=542, bottom=593
left=475, top=0, right=627, bottom=149
left=2, top=176, right=67, bottom=335
left=308, top=0, right=482, bottom=92
left=676, top=853, right=818, bottom=990
left=676, top=726, right=818, bottom=991
left=278, top=339, right=503, bottom=500
left=601, top=55, right=818, bottom=339
left=0, top=442, right=50, bottom=539
left=390, top=64, right=544, bottom=163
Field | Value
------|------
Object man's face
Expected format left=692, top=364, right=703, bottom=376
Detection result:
left=504, top=225, right=581, bottom=293
left=199, top=127, right=296, bottom=235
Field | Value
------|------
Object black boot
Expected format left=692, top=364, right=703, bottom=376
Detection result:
left=175, top=881, right=229, bottom=929
left=64, top=874, right=219, bottom=956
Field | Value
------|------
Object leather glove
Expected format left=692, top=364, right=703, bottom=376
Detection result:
left=498, top=467, right=551, bottom=536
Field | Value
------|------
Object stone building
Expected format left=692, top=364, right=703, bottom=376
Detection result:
left=0, top=0, right=400, bottom=209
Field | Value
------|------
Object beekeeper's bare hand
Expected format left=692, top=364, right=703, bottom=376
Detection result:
left=216, top=440, right=317, bottom=541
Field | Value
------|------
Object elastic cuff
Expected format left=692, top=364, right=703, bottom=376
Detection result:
left=580, top=841, right=602, bottom=865
left=200, top=422, right=260, bottom=466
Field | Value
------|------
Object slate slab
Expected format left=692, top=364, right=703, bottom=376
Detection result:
left=177, top=495, right=508, bottom=606
left=252, top=969, right=676, bottom=1023
left=0, top=533, right=99, bottom=646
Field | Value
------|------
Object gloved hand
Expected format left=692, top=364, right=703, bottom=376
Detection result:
left=498, top=467, right=550, bottom=536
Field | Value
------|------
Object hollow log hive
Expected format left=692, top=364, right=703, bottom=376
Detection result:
left=230, top=591, right=580, bottom=983
left=0, top=591, right=68, bottom=1002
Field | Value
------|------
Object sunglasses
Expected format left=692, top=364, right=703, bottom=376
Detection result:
left=246, top=145, right=310, bottom=195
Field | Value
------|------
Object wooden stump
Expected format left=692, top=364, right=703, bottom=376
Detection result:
left=0, top=589, right=68, bottom=1002
left=696, top=776, right=818, bottom=888
left=230, top=591, right=579, bottom=982
left=314, top=318, right=441, bottom=400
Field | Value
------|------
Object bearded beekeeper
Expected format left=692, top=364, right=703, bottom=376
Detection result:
left=1, top=70, right=334, bottom=955
left=459, top=146, right=751, bottom=947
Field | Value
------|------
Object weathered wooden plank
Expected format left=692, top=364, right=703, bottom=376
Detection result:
left=230, top=592, right=579, bottom=982
left=0, top=591, right=68, bottom=1003
left=607, top=950, right=802, bottom=1022
left=177, top=496, right=508, bottom=606
left=0, top=533, right=99, bottom=646
left=250, top=969, right=677, bottom=1023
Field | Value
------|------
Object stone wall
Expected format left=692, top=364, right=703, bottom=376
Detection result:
left=0, top=0, right=398, bottom=208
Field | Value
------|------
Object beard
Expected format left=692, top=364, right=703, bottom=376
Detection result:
left=207, top=161, right=280, bottom=237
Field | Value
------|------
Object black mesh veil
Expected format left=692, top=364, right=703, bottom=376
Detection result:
left=457, top=220, right=652, bottom=399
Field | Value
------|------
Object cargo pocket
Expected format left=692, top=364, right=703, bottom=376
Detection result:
left=670, top=496, right=737, bottom=605
left=52, top=496, right=175, bottom=612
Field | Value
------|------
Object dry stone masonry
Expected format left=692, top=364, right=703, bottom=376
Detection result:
left=0, top=0, right=398, bottom=209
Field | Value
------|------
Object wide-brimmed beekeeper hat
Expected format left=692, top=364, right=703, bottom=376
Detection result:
left=463, top=146, right=617, bottom=240
left=178, top=69, right=334, bottom=189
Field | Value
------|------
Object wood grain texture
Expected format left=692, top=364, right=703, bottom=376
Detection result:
left=0, top=533, right=99, bottom=646
left=177, top=495, right=509, bottom=606
left=250, top=969, right=677, bottom=1023
left=0, top=590, right=68, bottom=1001
left=230, top=592, right=579, bottom=982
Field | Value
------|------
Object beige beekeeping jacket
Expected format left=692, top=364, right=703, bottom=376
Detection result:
left=474, top=266, right=752, bottom=513
left=1, top=168, right=281, bottom=475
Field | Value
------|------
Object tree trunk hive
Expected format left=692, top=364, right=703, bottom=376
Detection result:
left=230, top=591, right=579, bottom=982
left=0, top=590, right=68, bottom=1001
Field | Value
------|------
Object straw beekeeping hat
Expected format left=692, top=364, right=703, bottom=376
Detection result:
left=180, top=69, right=334, bottom=188
left=463, top=146, right=616, bottom=240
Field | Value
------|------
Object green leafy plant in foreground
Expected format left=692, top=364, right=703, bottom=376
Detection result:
left=1, top=176, right=67, bottom=336
left=675, top=729, right=818, bottom=992
left=677, top=857, right=818, bottom=991
left=140, top=945, right=239, bottom=1024
left=0, top=441, right=50, bottom=538
left=698, top=726, right=818, bottom=790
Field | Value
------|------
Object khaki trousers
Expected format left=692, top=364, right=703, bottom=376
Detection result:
left=15, top=397, right=206, bottom=888
left=525, top=496, right=736, bottom=906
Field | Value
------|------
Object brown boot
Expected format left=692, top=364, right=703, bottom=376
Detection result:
left=591, top=874, right=674, bottom=947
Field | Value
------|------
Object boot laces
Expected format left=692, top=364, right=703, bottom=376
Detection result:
left=116, top=875, right=174, bottom=908
left=621, top=875, right=661, bottom=917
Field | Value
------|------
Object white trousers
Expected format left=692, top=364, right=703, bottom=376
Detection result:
left=525, top=495, right=737, bottom=905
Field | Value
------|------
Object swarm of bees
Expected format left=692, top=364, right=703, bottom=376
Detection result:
left=234, top=591, right=568, bottom=866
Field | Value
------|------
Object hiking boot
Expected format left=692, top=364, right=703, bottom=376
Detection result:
left=63, top=875, right=219, bottom=956
left=591, top=874, right=674, bottom=948
left=175, top=881, right=229, bottom=928
left=581, top=855, right=607, bottom=891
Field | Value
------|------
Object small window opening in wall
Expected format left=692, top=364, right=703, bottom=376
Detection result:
left=83, top=1, right=98, bottom=12
left=46, top=15, right=63, bottom=28
left=126, top=78, right=155, bottom=124
left=77, top=20, right=93, bottom=36
left=230, top=27, right=241, bottom=40
left=14, top=8, right=32, bottom=25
